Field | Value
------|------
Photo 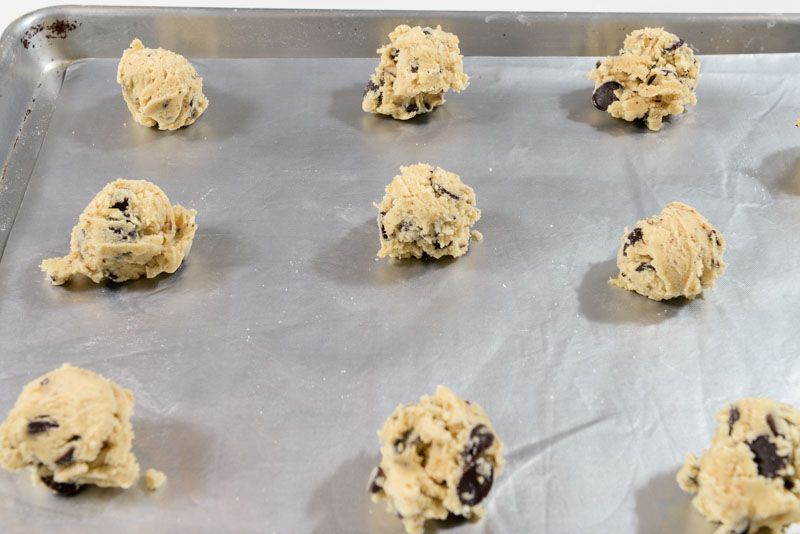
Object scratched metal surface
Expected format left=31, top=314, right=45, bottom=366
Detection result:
left=1, top=8, right=800, bottom=534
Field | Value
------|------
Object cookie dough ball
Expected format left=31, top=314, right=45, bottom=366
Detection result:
left=117, top=38, right=209, bottom=130
left=40, top=179, right=197, bottom=285
left=368, top=385, right=505, bottom=534
left=610, top=202, right=725, bottom=301
left=376, top=164, right=481, bottom=260
left=362, top=25, right=469, bottom=120
left=0, top=364, right=139, bottom=495
left=677, top=399, right=800, bottom=534
left=588, top=27, right=699, bottom=131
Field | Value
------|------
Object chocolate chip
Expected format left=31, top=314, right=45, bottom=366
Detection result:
left=591, top=81, right=622, bottom=111
left=111, top=199, right=129, bottom=212
left=728, top=406, right=740, bottom=435
left=390, top=48, right=399, bottom=59
left=595, top=60, right=601, bottom=69
left=68, top=435, right=80, bottom=442
left=105, top=271, right=119, bottom=282
left=27, top=416, right=59, bottom=435
left=368, top=466, right=385, bottom=494
left=623, top=227, right=644, bottom=255
left=665, top=39, right=685, bottom=52
left=647, top=74, right=656, bottom=85
left=635, top=263, right=655, bottom=272
left=423, top=28, right=432, bottom=35
left=405, top=102, right=418, bottom=113
left=465, top=424, right=495, bottom=459
left=363, top=80, right=380, bottom=96
left=40, top=378, right=49, bottom=386
left=785, top=477, right=795, bottom=490
left=394, top=430, right=413, bottom=453
left=432, top=183, right=459, bottom=200
left=399, top=220, right=415, bottom=232
left=457, top=458, right=494, bottom=506
left=55, top=447, right=74, bottom=466
left=627, top=227, right=643, bottom=245
left=40, top=475, right=84, bottom=497
left=748, top=435, right=787, bottom=478
left=410, top=65, right=418, bottom=73
left=380, top=223, right=388, bottom=240
left=767, top=414, right=781, bottom=437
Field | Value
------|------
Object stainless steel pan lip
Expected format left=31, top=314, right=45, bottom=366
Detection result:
left=5, top=7, right=800, bottom=58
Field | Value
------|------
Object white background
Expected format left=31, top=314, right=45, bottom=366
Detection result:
left=3, top=0, right=800, bottom=35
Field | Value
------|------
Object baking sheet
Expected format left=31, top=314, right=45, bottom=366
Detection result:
left=1, top=51, right=800, bottom=533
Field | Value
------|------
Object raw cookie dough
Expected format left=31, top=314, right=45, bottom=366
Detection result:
left=0, top=364, right=139, bottom=495
left=368, top=385, right=505, bottom=534
left=117, top=38, right=209, bottom=130
left=362, top=25, right=469, bottom=120
left=677, top=399, right=800, bottom=534
left=610, top=202, right=725, bottom=301
left=144, top=468, right=167, bottom=491
left=376, top=164, right=481, bottom=260
left=40, top=179, right=197, bottom=285
left=588, top=27, right=699, bottom=131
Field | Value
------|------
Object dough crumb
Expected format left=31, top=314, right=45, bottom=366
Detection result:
left=471, top=230, right=483, bottom=242
left=677, top=398, right=800, bottom=533
left=368, top=385, right=505, bottom=534
left=0, top=364, right=139, bottom=495
left=610, top=201, right=725, bottom=301
left=40, top=179, right=197, bottom=285
left=588, top=27, right=699, bottom=131
left=376, top=164, right=481, bottom=260
left=362, top=25, right=468, bottom=120
left=117, top=38, right=209, bottom=130
left=144, top=468, right=167, bottom=491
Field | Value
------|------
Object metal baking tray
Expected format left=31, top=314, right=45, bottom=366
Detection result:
left=2, top=7, right=800, bottom=533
